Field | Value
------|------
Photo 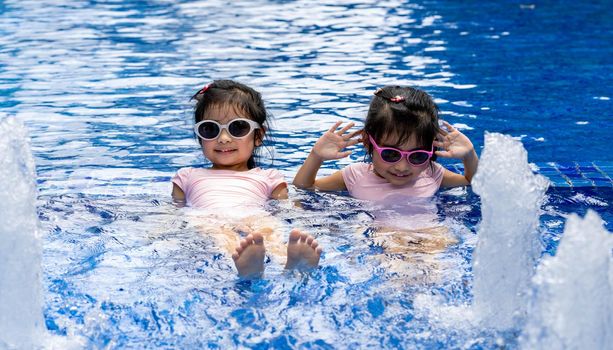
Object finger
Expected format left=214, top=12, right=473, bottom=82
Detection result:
left=435, top=150, right=453, bottom=158
left=346, top=139, right=360, bottom=147
left=337, top=122, right=355, bottom=135
left=348, top=129, right=363, bottom=139
left=327, top=121, right=343, bottom=133
left=442, top=120, right=456, bottom=132
left=437, top=121, right=449, bottom=136
left=433, top=140, right=444, bottom=148
left=336, top=150, right=352, bottom=159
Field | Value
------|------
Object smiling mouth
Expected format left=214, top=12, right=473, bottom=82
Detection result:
left=215, top=149, right=237, bottom=153
left=391, top=173, right=411, bottom=178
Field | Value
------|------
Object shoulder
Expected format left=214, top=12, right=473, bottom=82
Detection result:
left=172, top=167, right=202, bottom=192
left=341, top=162, right=373, bottom=188
left=176, top=167, right=195, bottom=176
left=342, top=162, right=372, bottom=178
left=343, top=162, right=371, bottom=173
left=431, top=162, right=444, bottom=176
left=417, top=162, right=444, bottom=187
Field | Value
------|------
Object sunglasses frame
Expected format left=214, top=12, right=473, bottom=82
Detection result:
left=367, top=134, right=434, bottom=166
left=194, top=118, right=260, bottom=141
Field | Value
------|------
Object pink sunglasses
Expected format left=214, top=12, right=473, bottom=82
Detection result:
left=368, top=134, right=433, bottom=166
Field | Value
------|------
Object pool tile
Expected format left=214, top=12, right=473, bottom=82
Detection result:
left=568, top=179, right=595, bottom=187
left=593, top=179, right=613, bottom=187
left=546, top=175, right=572, bottom=187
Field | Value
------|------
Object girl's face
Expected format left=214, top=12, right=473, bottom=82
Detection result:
left=369, top=133, right=430, bottom=186
left=200, top=105, right=262, bottom=171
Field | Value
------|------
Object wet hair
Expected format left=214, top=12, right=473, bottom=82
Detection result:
left=364, top=85, right=440, bottom=163
left=191, top=79, right=270, bottom=169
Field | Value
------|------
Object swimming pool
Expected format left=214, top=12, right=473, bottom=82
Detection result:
left=1, top=0, right=611, bottom=348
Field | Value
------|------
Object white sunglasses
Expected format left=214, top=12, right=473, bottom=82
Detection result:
left=194, top=118, right=260, bottom=140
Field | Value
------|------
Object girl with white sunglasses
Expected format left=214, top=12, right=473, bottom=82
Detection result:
left=172, top=80, right=322, bottom=279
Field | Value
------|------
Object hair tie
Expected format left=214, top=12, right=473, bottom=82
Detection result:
left=373, top=88, right=405, bottom=103
left=197, top=84, right=211, bottom=95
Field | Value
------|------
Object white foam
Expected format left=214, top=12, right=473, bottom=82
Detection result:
left=520, top=210, right=613, bottom=349
left=471, top=132, right=549, bottom=330
left=0, top=116, right=44, bottom=348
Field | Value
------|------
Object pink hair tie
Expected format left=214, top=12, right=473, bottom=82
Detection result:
left=389, top=95, right=405, bottom=103
left=198, top=84, right=211, bottom=95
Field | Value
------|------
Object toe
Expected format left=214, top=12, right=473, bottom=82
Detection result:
left=252, top=232, right=264, bottom=245
left=288, top=229, right=301, bottom=243
left=299, top=232, right=308, bottom=242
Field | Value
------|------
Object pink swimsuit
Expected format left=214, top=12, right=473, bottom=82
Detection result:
left=172, top=167, right=285, bottom=211
left=340, top=162, right=444, bottom=201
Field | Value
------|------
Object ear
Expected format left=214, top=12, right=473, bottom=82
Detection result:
left=255, top=126, right=266, bottom=146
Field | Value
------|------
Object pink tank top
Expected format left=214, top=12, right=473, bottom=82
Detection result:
left=341, top=162, right=444, bottom=201
left=172, top=167, right=285, bottom=211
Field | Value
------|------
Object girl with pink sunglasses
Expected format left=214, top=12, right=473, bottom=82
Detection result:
left=293, top=85, right=478, bottom=200
left=293, top=86, right=478, bottom=282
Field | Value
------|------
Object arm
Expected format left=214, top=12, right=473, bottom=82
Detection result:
left=172, top=183, right=186, bottom=207
left=271, top=182, right=289, bottom=200
left=435, top=121, right=479, bottom=188
left=293, top=121, right=360, bottom=190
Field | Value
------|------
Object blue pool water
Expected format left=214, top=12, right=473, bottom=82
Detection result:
left=0, top=0, right=611, bottom=348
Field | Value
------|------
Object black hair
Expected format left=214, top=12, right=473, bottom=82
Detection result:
left=364, top=85, right=440, bottom=163
left=191, top=79, right=270, bottom=169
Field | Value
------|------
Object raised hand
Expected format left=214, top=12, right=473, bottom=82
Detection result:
left=311, top=121, right=361, bottom=160
left=434, top=120, right=475, bottom=160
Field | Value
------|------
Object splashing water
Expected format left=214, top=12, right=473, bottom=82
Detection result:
left=471, top=132, right=549, bottom=330
left=520, top=210, right=613, bottom=349
left=0, top=116, right=43, bottom=349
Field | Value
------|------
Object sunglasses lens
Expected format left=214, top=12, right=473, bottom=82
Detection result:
left=199, top=122, right=220, bottom=139
left=380, top=149, right=402, bottom=163
left=409, top=152, right=430, bottom=165
left=228, top=120, right=253, bottom=138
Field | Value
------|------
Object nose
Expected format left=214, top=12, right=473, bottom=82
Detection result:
left=393, top=156, right=411, bottom=171
left=217, top=128, right=232, bottom=143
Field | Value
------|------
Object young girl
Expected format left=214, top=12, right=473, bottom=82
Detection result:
left=172, top=80, right=322, bottom=278
left=293, top=85, right=478, bottom=198
left=293, top=85, right=478, bottom=283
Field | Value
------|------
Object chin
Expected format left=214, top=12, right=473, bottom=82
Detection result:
left=386, top=175, right=415, bottom=186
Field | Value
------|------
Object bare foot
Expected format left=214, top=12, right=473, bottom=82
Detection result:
left=285, top=229, right=322, bottom=271
left=232, top=233, right=265, bottom=278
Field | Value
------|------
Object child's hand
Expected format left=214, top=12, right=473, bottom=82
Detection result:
left=434, top=121, right=474, bottom=160
left=312, top=121, right=361, bottom=160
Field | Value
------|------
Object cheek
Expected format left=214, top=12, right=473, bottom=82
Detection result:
left=201, top=141, right=213, bottom=152
left=238, top=137, right=256, bottom=151
left=411, top=163, right=430, bottom=174
left=371, top=156, right=392, bottom=171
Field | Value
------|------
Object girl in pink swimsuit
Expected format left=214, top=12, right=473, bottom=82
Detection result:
left=172, top=80, right=321, bottom=278
left=293, top=85, right=479, bottom=283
